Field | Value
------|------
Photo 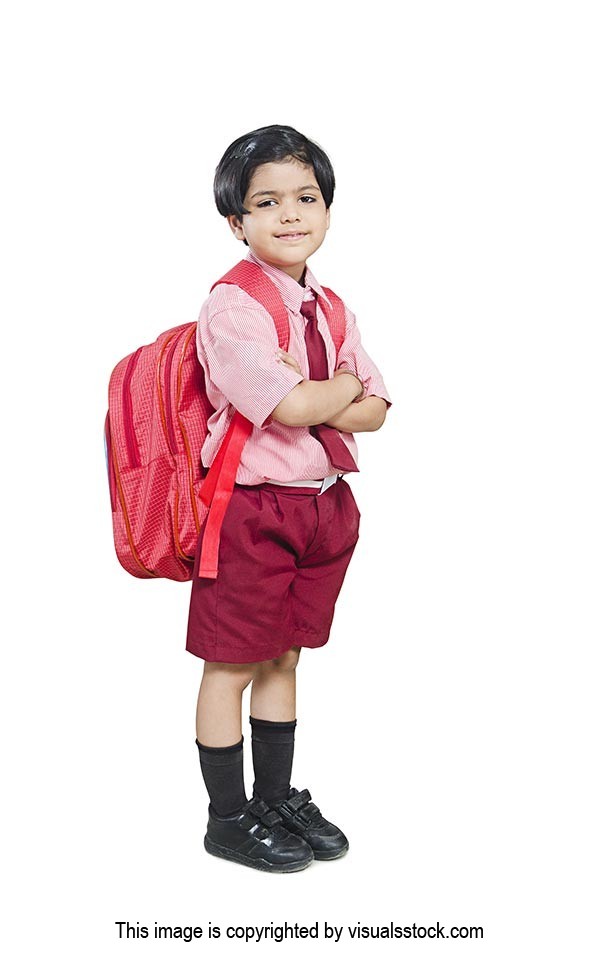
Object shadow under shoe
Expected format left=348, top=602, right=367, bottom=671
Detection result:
left=274, top=788, right=349, bottom=860
left=204, top=796, right=314, bottom=873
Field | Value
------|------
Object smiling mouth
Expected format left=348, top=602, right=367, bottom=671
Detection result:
left=275, top=232, right=307, bottom=240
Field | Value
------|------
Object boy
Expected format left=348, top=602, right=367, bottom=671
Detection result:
left=187, top=125, right=391, bottom=872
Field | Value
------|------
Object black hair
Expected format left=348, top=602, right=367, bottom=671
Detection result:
left=214, top=124, right=336, bottom=223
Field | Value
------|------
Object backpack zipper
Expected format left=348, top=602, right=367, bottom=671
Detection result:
left=157, top=329, right=194, bottom=562
left=177, top=325, right=203, bottom=537
left=158, top=332, right=179, bottom=456
left=106, top=408, right=156, bottom=577
left=104, top=412, right=117, bottom=512
left=113, top=460, right=157, bottom=577
left=122, top=347, right=143, bottom=468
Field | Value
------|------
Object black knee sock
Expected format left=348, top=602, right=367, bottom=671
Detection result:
left=250, top=716, right=296, bottom=807
left=196, top=738, right=247, bottom=817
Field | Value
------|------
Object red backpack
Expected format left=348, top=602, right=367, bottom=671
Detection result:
left=105, top=259, right=347, bottom=582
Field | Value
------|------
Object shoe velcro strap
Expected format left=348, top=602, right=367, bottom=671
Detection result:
left=247, top=799, right=282, bottom=829
left=286, top=789, right=312, bottom=813
left=260, top=810, right=282, bottom=828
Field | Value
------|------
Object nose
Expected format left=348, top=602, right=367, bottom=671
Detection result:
left=279, top=199, right=301, bottom=223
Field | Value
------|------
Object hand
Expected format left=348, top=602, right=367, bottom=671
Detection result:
left=277, top=349, right=302, bottom=375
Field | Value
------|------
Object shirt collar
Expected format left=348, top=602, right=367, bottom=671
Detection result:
left=246, top=250, right=332, bottom=313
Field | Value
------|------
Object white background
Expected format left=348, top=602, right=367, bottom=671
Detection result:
left=1, top=2, right=598, bottom=960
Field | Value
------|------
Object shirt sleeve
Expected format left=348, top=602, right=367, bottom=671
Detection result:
left=335, top=304, right=392, bottom=407
left=199, top=286, right=304, bottom=429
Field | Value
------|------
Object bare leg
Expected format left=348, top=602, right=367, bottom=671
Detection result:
left=196, top=661, right=257, bottom=746
left=249, top=647, right=301, bottom=721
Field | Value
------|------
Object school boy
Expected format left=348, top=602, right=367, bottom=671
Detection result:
left=187, top=125, right=391, bottom=872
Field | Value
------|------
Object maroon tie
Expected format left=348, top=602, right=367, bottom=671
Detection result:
left=300, top=296, right=359, bottom=472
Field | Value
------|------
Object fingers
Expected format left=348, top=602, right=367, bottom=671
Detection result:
left=277, top=349, right=302, bottom=374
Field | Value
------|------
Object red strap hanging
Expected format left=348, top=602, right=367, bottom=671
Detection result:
left=197, top=412, right=253, bottom=578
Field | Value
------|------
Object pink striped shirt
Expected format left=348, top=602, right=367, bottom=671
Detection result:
left=197, top=251, right=392, bottom=485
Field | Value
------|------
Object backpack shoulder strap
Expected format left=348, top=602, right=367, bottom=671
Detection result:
left=320, top=286, right=347, bottom=355
left=198, top=260, right=291, bottom=580
left=210, top=261, right=347, bottom=356
left=210, top=260, right=290, bottom=351
left=198, top=268, right=349, bottom=581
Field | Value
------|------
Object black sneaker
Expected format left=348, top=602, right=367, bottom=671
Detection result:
left=274, top=788, right=349, bottom=860
left=204, top=796, right=314, bottom=873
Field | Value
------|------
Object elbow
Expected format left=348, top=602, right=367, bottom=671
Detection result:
left=271, top=389, right=309, bottom=427
left=367, top=399, right=388, bottom=431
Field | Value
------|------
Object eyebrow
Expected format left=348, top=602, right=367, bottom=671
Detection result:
left=249, top=185, right=320, bottom=199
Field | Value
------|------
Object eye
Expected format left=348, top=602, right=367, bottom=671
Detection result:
left=257, top=199, right=276, bottom=208
left=299, top=195, right=317, bottom=203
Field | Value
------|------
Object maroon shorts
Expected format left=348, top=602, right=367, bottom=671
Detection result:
left=186, top=479, right=361, bottom=664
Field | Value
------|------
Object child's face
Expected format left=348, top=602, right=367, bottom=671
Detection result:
left=227, top=159, right=330, bottom=283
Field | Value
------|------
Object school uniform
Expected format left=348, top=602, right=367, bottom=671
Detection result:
left=186, top=251, right=391, bottom=664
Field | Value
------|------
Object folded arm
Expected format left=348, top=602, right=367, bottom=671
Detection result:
left=322, top=302, right=392, bottom=432
left=324, top=395, right=388, bottom=432
left=271, top=369, right=364, bottom=426
left=202, top=289, right=391, bottom=434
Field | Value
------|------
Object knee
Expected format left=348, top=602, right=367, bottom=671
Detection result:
left=202, top=661, right=256, bottom=692
left=269, top=646, right=301, bottom=673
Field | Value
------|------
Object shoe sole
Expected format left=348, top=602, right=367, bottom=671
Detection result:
left=204, top=835, right=314, bottom=873
left=313, top=842, right=349, bottom=861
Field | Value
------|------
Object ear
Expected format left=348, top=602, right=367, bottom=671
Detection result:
left=227, top=214, right=246, bottom=242
left=325, top=208, right=331, bottom=231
